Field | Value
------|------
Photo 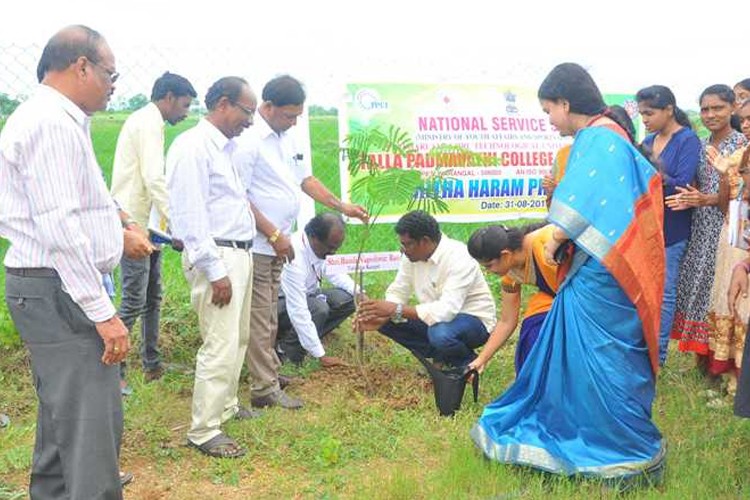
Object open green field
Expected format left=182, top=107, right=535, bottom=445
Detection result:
left=1, top=114, right=749, bottom=499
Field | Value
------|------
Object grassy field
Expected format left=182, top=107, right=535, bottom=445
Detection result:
left=1, top=114, right=749, bottom=499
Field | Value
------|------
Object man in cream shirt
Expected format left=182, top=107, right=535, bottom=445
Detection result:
left=358, top=211, right=496, bottom=369
left=111, top=71, right=196, bottom=385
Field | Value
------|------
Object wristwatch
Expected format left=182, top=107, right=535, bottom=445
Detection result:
left=122, top=218, right=137, bottom=229
left=392, top=303, right=407, bottom=323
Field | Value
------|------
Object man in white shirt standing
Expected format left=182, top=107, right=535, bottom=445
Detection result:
left=235, top=75, right=367, bottom=410
left=111, top=71, right=196, bottom=388
left=167, top=76, right=258, bottom=459
left=0, top=25, right=151, bottom=499
left=358, top=211, right=496, bottom=369
left=277, top=212, right=355, bottom=366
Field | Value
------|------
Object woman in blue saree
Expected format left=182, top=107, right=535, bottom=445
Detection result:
left=471, top=63, right=666, bottom=485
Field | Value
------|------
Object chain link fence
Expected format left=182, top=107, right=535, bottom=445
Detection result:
left=1, top=43, right=506, bottom=251
left=0, top=44, right=520, bottom=344
left=0, top=42, right=348, bottom=212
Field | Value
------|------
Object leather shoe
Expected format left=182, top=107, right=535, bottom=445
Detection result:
left=144, top=366, right=165, bottom=383
left=235, top=406, right=262, bottom=420
left=251, top=390, right=303, bottom=410
left=278, top=374, right=296, bottom=390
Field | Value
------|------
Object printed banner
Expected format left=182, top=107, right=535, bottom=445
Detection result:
left=339, top=83, right=640, bottom=223
left=325, top=251, right=402, bottom=274
left=340, top=83, right=567, bottom=223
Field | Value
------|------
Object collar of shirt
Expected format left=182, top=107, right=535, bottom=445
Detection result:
left=288, top=232, right=324, bottom=293
left=257, top=112, right=284, bottom=140
left=144, top=101, right=166, bottom=130
left=38, top=84, right=90, bottom=130
left=198, top=118, right=236, bottom=154
left=301, top=232, right=325, bottom=267
left=426, top=233, right=448, bottom=265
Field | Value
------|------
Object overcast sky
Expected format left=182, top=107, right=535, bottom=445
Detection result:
left=1, top=0, right=746, bottom=110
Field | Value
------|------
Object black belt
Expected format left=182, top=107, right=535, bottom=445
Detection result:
left=5, top=267, right=59, bottom=278
left=214, top=239, right=253, bottom=250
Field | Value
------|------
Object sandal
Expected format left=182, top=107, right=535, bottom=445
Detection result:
left=119, top=471, right=134, bottom=487
left=188, top=433, right=246, bottom=458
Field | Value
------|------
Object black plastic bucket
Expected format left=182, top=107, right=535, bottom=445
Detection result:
left=411, top=350, right=479, bottom=416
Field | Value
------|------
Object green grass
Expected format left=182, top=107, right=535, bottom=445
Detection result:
left=1, top=113, right=749, bottom=499
left=3, top=317, right=750, bottom=498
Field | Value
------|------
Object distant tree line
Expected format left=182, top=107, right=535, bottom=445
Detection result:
left=308, top=105, right=337, bottom=116
left=100, top=96, right=338, bottom=116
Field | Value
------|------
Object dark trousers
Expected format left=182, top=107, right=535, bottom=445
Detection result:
left=5, top=271, right=123, bottom=499
left=119, top=250, right=162, bottom=376
left=379, top=313, right=489, bottom=367
left=735, top=321, right=750, bottom=417
left=277, top=288, right=355, bottom=362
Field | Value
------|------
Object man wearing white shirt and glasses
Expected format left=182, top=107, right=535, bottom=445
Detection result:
left=277, top=213, right=355, bottom=367
left=235, top=75, right=368, bottom=411
left=1, top=25, right=151, bottom=499
left=357, top=211, right=496, bottom=370
left=167, top=76, right=258, bottom=459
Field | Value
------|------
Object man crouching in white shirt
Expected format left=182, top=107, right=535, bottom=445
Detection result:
left=357, top=211, right=496, bottom=369
left=276, top=212, right=355, bottom=367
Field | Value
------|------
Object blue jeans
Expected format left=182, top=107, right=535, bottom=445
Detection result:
left=119, top=251, right=163, bottom=373
left=379, top=313, right=489, bottom=367
left=659, top=239, right=687, bottom=365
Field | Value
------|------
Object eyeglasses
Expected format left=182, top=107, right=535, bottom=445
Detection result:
left=399, top=238, right=419, bottom=251
left=89, top=59, right=119, bottom=83
left=321, top=239, right=341, bottom=254
left=232, top=101, right=256, bottom=117
left=282, top=111, right=301, bottom=121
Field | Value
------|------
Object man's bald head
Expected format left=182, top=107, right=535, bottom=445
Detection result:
left=36, top=25, right=104, bottom=83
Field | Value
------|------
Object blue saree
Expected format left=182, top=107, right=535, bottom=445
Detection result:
left=472, top=126, right=666, bottom=481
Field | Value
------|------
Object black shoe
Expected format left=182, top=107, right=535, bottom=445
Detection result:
left=234, top=406, right=263, bottom=420
left=143, top=365, right=165, bottom=383
left=251, top=390, right=303, bottom=410
left=278, top=374, right=296, bottom=390
left=275, top=345, right=288, bottom=363
left=278, top=343, right=305, bottom=365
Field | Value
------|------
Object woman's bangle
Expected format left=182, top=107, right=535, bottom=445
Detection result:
left=734, top=261, right=750, bottom=274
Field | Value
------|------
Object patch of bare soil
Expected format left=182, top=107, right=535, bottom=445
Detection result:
left=299, top=363, right=433, bottom=411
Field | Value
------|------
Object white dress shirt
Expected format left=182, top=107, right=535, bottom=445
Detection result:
left=280, top=231, right=355, bottom=358
left=234, top=116, right=311, bottom=256
left=166, top=119, right=255, bottom=281
left=110, top=102, right=169, bottom=227
left=0, top=85, right=123, bottom=322
left=385, top=234, right=497, bottom=331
